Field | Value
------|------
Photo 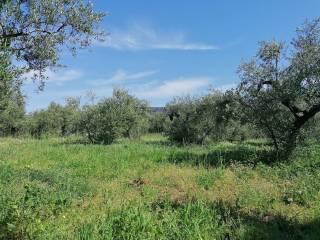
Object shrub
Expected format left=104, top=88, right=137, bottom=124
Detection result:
left=164, top=93, right=223, bottom=144
left=165, top=91, right=261, bottom=145
left=165, top=96, right=201, bottom=144
left=0, top=100, right=25, bottom=137
left=26, top=98, right=80, bottom=138
left=79, top=89, right=149, bottom=144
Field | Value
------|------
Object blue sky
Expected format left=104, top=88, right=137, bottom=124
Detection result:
left=23, top=0, right=320, bottom=112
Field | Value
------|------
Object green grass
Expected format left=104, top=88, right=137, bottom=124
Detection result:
left=0, top=134, right=320, bottom=239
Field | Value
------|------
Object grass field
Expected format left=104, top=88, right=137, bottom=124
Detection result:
left=0, top=134, right=320, bottom=239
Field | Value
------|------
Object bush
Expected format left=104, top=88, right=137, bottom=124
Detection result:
left=300, top=114, right=320, bottom=144
left=0, top=100, right=25, bottom=137
left=79, top=89, right=149, bottom=144
left=165, top=96, right=203, bottom=144
left=165, top=91, right=261, bottom=145
left=165, top=92, right=233, bottom=144
left=26, top=98, right=80, bottom=138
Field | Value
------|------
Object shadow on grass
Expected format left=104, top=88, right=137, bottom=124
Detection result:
left=167, top=144, right=277, bottom=167
left=50, top=137, right=93, bottom=147
left=151, top=198, right=320, bottom=240
left=143, top=139, right=177, bottom=147
left=213, top=200, right=320, bottom=240
left=240, top=214, right=320, bottom=240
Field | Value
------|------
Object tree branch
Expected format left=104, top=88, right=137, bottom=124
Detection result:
left=2, top=31, right=27, bottom=39
left=281, top=100, right=306, bottom=118
left=304, top=103, right=320, bottom=120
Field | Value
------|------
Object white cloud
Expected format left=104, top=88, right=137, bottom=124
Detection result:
left=140, top=77, right=212, bottom=98
left=24, top=69, right=83, bottom=85
left=26, top=76, right=212, bottom=104
left=24, top=68, right=219, bottom=112
left=88, top=69, right=158, bottom=86
left=97, top=23, right=218, bottom=51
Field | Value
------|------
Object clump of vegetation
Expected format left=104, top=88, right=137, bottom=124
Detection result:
left=0, top=99, right=25, bottom=137
left=79, top=89, right=149, bottom=144
left=165, top=91, right=256, bottom=144
left=165, top=96, right=203, bottom=144
left=0, top=44, right=25, bottom=137
left=26, top=98, right=81, bottom=139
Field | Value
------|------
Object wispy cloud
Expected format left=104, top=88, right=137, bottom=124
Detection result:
left=88, top=69, right=158, bottom=86
left=24, top=67, right=220, bottom=111
left=24, top=69, right=83, bottom=85
left=27, top=75, right=212, bottom=103
left=97, top=23, right=218, bottom=51
left=140, top=77, right=212, bottom=98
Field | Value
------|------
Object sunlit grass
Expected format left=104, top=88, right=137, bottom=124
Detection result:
left=0, top=134, right=320, bottom=239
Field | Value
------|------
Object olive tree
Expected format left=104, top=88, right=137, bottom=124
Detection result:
left=0, top=44, right=23, bottom=112
left=165, top=96, right=202, bottom=144
left=0, top=0, right=104, bottom=135
left=0, top=42, right=25, bottom=135
left=165, top=91, right=239, bottom=144
left=0, top=0, right=105, bottom=87
left=26, top=98, right=81, bottom=138
left=0, top=96, right=25, bottom=137
left=79, top=89, right=149, bottom=144
left=237, top=17, right=320, bottom=158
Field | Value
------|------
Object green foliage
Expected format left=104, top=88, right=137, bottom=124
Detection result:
left=0, top=44, right=25, bottom=136
left=26, top=98, right=80, bottom=138
left=165, top=96, right=204, bottom=144
left=0, top=48, right=13, bottom=112
left=0, top=0, right=104, bottom=135
left=0, top=43, right=23, bottom=112
left=165, top=91, right=256, bottom=144
left=237, top=17, right=320, bottom=158
left=0, top=182, right=72, bottom=239
left=0, top=100, right=25, bottom=137
left=148, top=112, right=168, bottom=133
left=302, top=114, right=320, bottom=143
left=0, top=0, right=105, bottom=87
left=79, top=89, right=149, bottom=144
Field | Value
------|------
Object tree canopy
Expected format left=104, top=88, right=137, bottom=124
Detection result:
left=237, top=17, right=320, bottom=158
left=0, top=0, right=105, bottom=86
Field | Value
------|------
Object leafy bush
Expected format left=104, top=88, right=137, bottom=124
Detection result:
left=26, top=98, right=80, bottom=138
left=301, top=114, right=320, bottom=144
left=165, top=91, right=252, bottom=144
left=165, top=96, right=203, bottom=144
left=79, top=89, right=149, bottom=144
left=0, top=100, right=25, bottom=137
left=0, top=44, right=25, bottom=137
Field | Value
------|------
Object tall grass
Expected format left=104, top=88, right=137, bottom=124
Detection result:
left=0, top=134, right=320, bottom=239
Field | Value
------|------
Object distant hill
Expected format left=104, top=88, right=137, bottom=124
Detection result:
left=149, top=107, right=166, bottom=113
